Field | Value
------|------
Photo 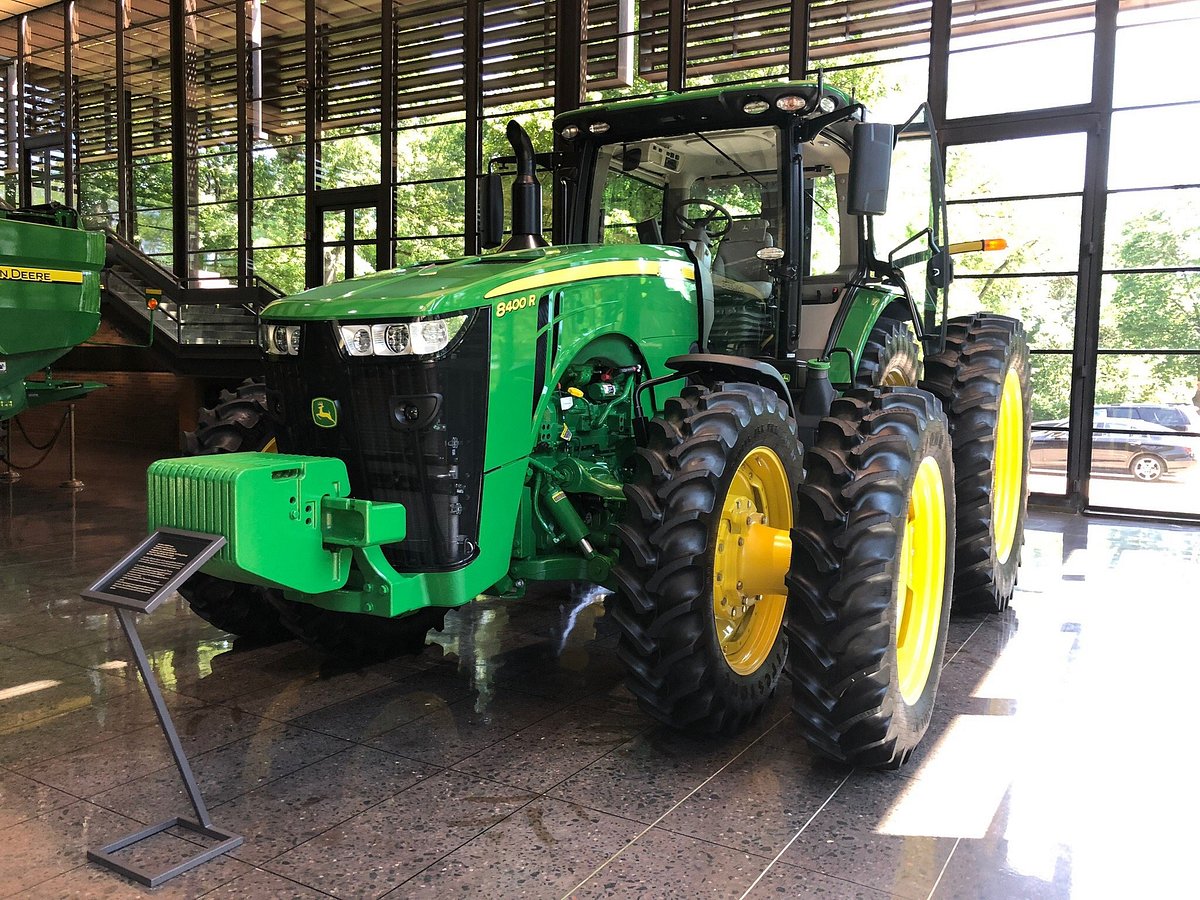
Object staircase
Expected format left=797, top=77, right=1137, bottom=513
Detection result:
left=83, top=230, right=285, bottom=377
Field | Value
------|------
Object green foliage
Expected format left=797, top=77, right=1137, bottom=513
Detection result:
left=1100, top=206, right=1200, bottom=405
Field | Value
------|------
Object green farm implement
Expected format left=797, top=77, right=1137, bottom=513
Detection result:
left=0, top=204, right=106, bottom=423
left=150, top=82, right=1032, bottom=767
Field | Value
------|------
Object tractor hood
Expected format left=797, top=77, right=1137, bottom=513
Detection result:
left=262, top=244, right=696, bottom=320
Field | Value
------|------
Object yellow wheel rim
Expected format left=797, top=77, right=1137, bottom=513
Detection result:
left=992, top=368, right=1023, bottom=565
left=262, top=437, right=278, bottom=453
left=896, top=456, right=947, bottom=705
left=711, top=446, right=792, bottom=676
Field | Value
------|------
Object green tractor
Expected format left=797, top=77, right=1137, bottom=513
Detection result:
left=152, top=81, right=1031, bottom=768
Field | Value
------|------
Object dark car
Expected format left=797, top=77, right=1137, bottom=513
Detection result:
left=1094, top=403, right=1200, bottom=433
left=1030, top=417, right=1198, bottom=481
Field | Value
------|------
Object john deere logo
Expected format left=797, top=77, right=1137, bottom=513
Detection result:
left=312, top=398, right=338, bottom=428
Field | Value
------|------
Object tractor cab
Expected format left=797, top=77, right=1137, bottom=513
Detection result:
left=547, top=81, right=951, bottom=390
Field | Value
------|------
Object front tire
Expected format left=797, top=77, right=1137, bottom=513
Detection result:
left=267, top=599, right=446, bottom=664
left=921, top=314, right=1032, bottom=614
left=1130, top=453, right=1165, bottom=482
left=611, top=382, right=802, bottom=734
left=178, top=378, right=290, bottom=644
left=787, top=388, right=955, bottom=769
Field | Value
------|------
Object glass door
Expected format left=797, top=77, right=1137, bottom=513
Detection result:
left=23, top=138, right=67, bottom=206
left=310, top=189, right=383, bottom=287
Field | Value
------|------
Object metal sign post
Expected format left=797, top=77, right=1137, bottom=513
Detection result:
left=82, top=528, right=245, bottom=888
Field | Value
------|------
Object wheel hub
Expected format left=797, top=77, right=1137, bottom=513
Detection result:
left=712, top=447, right=791, bottom=676
left=896, top=455, right=947, bottom=705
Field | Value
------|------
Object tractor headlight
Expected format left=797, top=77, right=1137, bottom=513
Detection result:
left=262, top=323, right=301, bottom=356
left=340, top=325, right=374, bottom=356
left=372, top=323, right=409, bottom=356
left=337, top=314, right=468, bottom=358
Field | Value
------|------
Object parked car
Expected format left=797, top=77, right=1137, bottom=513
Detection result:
left=1093, top=403, right=1200, bottom=433
left=1030, top=416, right=1198, bottom=481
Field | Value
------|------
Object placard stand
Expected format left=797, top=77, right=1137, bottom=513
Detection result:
left=82, top=528, right=245, bottom=888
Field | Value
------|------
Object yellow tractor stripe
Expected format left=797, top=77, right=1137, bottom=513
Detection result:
left=0, top=265, right=85, bottom=284
left=484, top=260, right=694, bottom=298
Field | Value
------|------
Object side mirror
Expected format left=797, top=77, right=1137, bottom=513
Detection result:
left=927, top=246, right=953, bottom=289
left=847, top=123, right=894, bottom=216
left=480, top=173, right=504, bottom=249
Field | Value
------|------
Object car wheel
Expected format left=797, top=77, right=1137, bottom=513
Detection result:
left=1130, top=453, right=1165, bottom=482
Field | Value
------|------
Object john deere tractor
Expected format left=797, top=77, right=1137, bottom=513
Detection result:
left=151, top=81, right=1031, bottom=768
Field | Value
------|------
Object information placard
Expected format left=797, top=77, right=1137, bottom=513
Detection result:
left=82, top=528, right=226, bottom=613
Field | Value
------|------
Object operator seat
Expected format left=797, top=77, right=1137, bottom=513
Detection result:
left=713, top=219, right=774, bottom=299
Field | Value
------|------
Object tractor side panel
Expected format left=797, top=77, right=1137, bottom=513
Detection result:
left=483, top=270, right=699, bottom=472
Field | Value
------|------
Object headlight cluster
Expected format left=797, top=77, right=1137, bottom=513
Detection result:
left=262, top=323, right=301, bottom=356
left=338, top=315, right=468, bottom=358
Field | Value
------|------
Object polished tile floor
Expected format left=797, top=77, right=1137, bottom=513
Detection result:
left=2, top=439, right=1198, bottom=899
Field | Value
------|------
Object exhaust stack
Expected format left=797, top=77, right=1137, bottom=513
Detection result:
left=499, top=120, right=547, bottom=251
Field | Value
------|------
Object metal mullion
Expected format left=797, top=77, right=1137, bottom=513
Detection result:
left=463, top=0, right=479, bottom=255
left=64, top=0, right=75, bottom=208
left=1108, top=182, right=1200, bottom=194
left=236, top=0, right=250, bottom=285
left=551, top=0, right=585, bottom=245
left=16, top=14, right=26, bottom=208
left=955, top=270, right=1079, bottom=279
left=1067, top=0, right=1118, bottom=511
left=789, top=0, right=808, bottom=78
left=1111, top=97, right=1200, bottom=114
left=947, top=189, right=1083, bottom=205
left=928, top=0, right=950, bottom=124
left=1100, top=265, right=1200, bottom=276
left=667, top=0, right=685, bottom=92
left=940, top=106, right=1096, bottom=140
left=379, top=0, right=395, bottom=272
left=304, top=0, right=317, bottom=288
left=169, top=0, right=191, bottom=280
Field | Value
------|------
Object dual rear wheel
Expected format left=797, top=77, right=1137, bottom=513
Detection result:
left=612, top=313, right=1031, bottom=767
left=611, top=381, right=957, bottom=766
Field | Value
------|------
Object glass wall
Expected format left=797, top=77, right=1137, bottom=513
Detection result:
left=1089, top=0, right=1200, bottom=515
left=0, top=0, right=1196, bottom=514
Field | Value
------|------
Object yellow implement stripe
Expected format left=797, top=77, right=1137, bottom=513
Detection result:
left=484, top=260, right=694, bottom=298
left=0, top=265, right=84, bottom=284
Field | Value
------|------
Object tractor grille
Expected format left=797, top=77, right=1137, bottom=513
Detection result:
left=265, top=313, right=489, bottom=572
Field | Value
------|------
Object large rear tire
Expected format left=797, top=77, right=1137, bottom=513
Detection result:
left=787, top=388, right=955, bottom=769
left=611, top=382, right=802, bottom=734
left=921, top=314, right=1032, bottom=613
left=178, top=377, right=290, bottom=644
left=855, top=316, right=922, bottom=389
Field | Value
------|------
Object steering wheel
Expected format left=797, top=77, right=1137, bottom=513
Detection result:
left=672, top=198, right=733, bottom=239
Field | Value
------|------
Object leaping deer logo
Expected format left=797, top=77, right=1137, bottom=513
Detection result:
left=312, top=398, right=338, bottom=428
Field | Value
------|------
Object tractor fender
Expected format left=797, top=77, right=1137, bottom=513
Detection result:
left=821, top=289, right=910, bottom=385
left=664, top=353, right=795, bottom=418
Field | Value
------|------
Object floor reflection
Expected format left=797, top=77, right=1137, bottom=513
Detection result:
left=3, top=441, right=1199, bottom=898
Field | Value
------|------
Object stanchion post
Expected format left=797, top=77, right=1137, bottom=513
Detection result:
left=0, top=422, right=20, bottom=483
left=61, top=403, right=84, bottom=490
